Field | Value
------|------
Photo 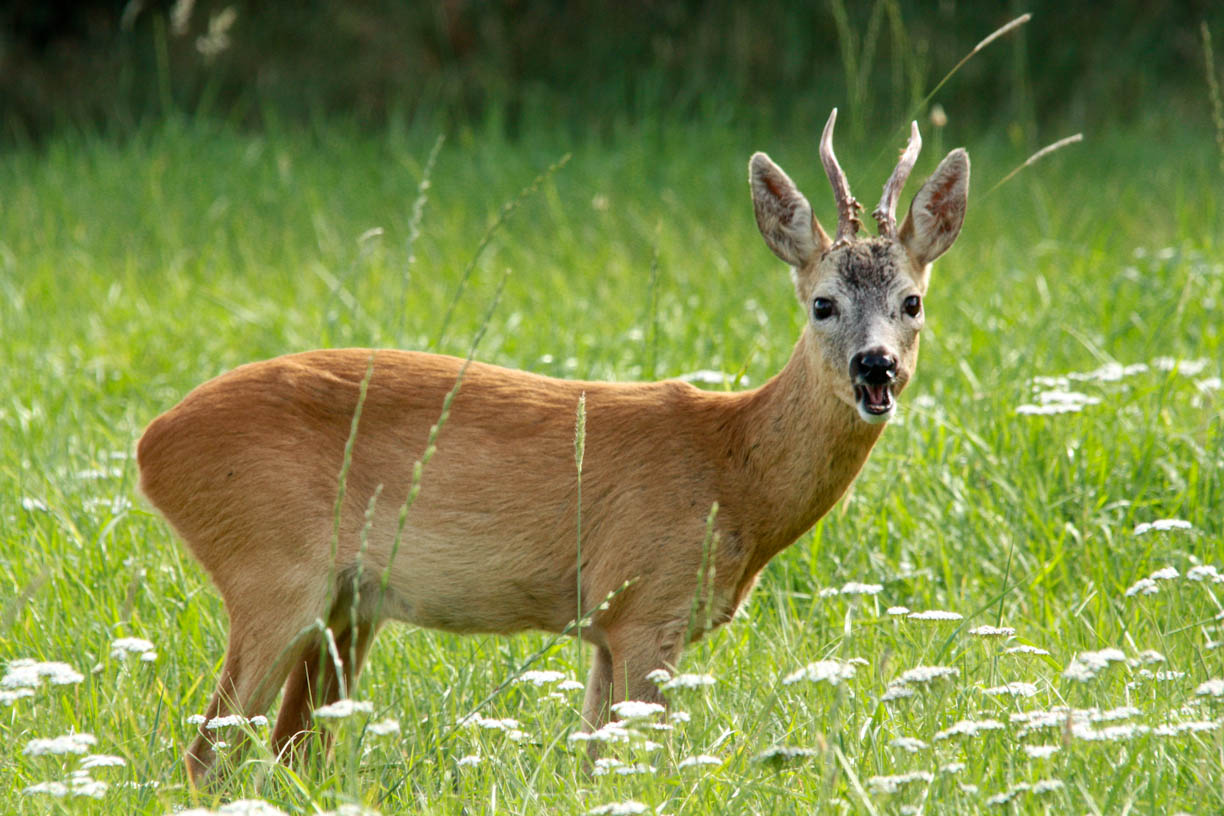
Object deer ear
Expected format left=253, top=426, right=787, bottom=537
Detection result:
left=899, top=148, right=969, bottom=267
left=749, top=153, right=830, bottom=268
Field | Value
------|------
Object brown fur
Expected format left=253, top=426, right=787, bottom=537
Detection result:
left=138, top=130, right=969, bottom=786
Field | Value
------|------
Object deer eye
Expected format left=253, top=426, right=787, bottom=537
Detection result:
left=813, top=298, right=836, bottom=320
left=903, top=295, right=922, bottom=317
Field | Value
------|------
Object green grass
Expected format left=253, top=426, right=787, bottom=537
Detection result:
left=1, top=111, right=1221, bottom=814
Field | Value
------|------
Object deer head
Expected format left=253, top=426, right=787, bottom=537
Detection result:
left=749, top=108, right=970, bottom=424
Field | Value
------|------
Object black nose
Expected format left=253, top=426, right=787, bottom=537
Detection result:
left=850, top=351, right=897, bottom=385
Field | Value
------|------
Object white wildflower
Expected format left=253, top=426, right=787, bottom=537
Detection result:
left=886, top=606, right=910, bottom=616
left=1134, top=519, right=1193, bottom=535
left=982, top=682, right=1038, bottom=697
left=891, top=736, right=927, bottom=753
left=1149, top=566, right=1179, bottom=581
left=782, top=660, right=857, bottom=686
left=677, top=754, right=722, bottom=768
left=186, top=714, right=207, bottom=725
left=969, top=625, right=1016, bottom=638
left=1135, top=650, right=1166, bottom=665
left=515, top=670, right=565, bottom=686
left=1032, top=779, right=1064, bottom=794
left=840, top=582, right=883, bottom=595
left=610, top=700, right=665, bottom=720
left=79, top=753, right=126, bottom=769
left=206, top=715, right=248, bottom=729
left=818, top=587, right=841, bottom=598
left=23, top=781, right=69, bottom=797
left=1154, top=720, right=1219, bottom=736
left=1023, top=744, right=1060, bottom=758
left=2, top=659, right=84, bottom=688
left=1152, top=356, right=1208, bottom=375
left=586, top=801, right=648, bottom=815
left=249, top=715, right=268, bottom=727
left=669, top=711, right=691, bottom=723
left=1, top=687, right=35, bottom=705
left=21, top=497, right=49, bottom=512
left=933, top=719, right=1004, bottom=741
left=456, top=754, right=482, bottom=767
left=1063, top=648, right=1126, bottom=681
left=24, top=732, right=98, bottom=756
left=893, top=665, right=959, bottom=686
left=505, top=728, right=529, bottom=742
left=941, top=762, right=966, bottom=774
left=661, top=673, right=715, bottom=690
left=569, top=723, right=634, bottom=744
left=1124, top=578, right=1159, bottom=597
left=110, top=637, right=156, bottom=659
left=1070, top=722, right=1150, bottom=741
left=140, top=651, right=158, bottom=662
left=593, top=757, right=624, bottom=772
left=907, top=610, right=963, bottom=621
left=313, top=699, right=374, bottom=719
left=880, top=685, right=916, bottom=702
left=557, top=679, right=584, bottom=691
left=866, top=771, right=933, bottom=794
left=1195, top=679, right=1224, bottom=697
left=1004, top=645, right=1050, bottom=656
left=645, top=668, right=671, bottom=684
left=367, top=718, right=400, bottom=736
left=1187, top=565, right=1223, bottom=582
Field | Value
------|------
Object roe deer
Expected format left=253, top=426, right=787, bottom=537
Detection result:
left=137, top=109, right=969, bottom=785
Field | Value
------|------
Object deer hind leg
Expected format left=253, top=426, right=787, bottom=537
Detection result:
left=185, top=586, right=327, bottom=789
left=271, top=609, right=380, bottom=765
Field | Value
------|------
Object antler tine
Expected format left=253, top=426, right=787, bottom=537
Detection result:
left=872, top=121, right=923, bottom=239
left=820, top=108, right=863, bottom=248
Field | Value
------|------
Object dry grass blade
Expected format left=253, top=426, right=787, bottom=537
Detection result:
left=983, top=133, right=1084, bottom=196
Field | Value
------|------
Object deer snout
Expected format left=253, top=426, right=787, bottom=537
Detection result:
left=850, top=350, right=897, bottom=385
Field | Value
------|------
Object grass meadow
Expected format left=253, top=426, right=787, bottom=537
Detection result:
left=1, top=107, right=1222, bottom=814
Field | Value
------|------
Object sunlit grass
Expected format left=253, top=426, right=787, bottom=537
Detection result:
left=0, top=112, right=1221, bottom=814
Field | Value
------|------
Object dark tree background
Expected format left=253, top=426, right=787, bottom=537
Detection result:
left=1, top=0, right=1220, bottom=141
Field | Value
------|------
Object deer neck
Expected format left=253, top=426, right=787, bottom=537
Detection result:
left=726, top=327, right=886, bottom=567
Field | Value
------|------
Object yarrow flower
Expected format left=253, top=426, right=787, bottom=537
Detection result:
left=661, top=673, right=716, bottom=690
left=557, top=679, right=584, bottom=691
left=753, top=745, right=819, bottom=766
left=1134, top=519, right=1193, bottom=535
left=367, top=719, right=400, bottom=736
left=456, top=754, right=482, bottom=767
left=111, top=637, right=157, bottom=661
left=886, top=606, right=911, bottom=616
left=24, top=732, right=98, bottom=756
left=969, top=625, right=1016, bottom=638
left=1149, top=566, right=1179, bottom=581
left=782, top=660, right=858, bottom=686
left=1187, top=565, right=1224, bottom=582
left=515, top=670, right=566, bottom=686
left=893, top=665, right=959, bottom=686
left=1063, top=648, right=1126, bottom=681
left=677, top=754, right=722, bottom=768
left=866, top=771, right=934, bottom=794
left=1004, top=645, right=1050, bottom=656
left=645, top=669, right=671, bottom=684
left=610, top=700, right=665, bottom=720
left=933, top=719, right=1004, bottom=741
left=907, top=610, right=963, bottom=621
left=891, top=736, right=928, bottom=753
left=1195, top=679, right=1224, bottom=698
left=2, top=659, right=84, bottom=689
left=313, top=700, right=374, bottom=719
left=1023, top=744, right=1060, bottom=759
left=839, top=582, right=883, bottom=595
left=1124, top=578, right=1159, bottom=597
left=80, top=754, right=126, bottom=769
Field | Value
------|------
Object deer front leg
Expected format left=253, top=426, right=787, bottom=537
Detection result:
left=606, top=621, right=685, bottom=708
left=581, top=645, right=613, bottom=732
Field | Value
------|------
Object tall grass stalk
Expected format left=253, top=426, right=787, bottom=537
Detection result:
left=398, top=134, right=445, bottom=347
left=982, top=132, right=1084, bottom=196
left=574, top=393, right=587, bottom=675
left=1203, top=22, right=1224, bottom=176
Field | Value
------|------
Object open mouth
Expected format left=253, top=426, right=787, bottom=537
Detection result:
left=854, top=383, right=894, bottom=423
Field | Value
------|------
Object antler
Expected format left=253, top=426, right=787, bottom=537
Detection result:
left=872, top=121, right=922, bottom=239
left=820, top=108, right=863, bottom=248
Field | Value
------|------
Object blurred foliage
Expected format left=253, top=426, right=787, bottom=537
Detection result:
left=1, top=0, right=1222, bottom=141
